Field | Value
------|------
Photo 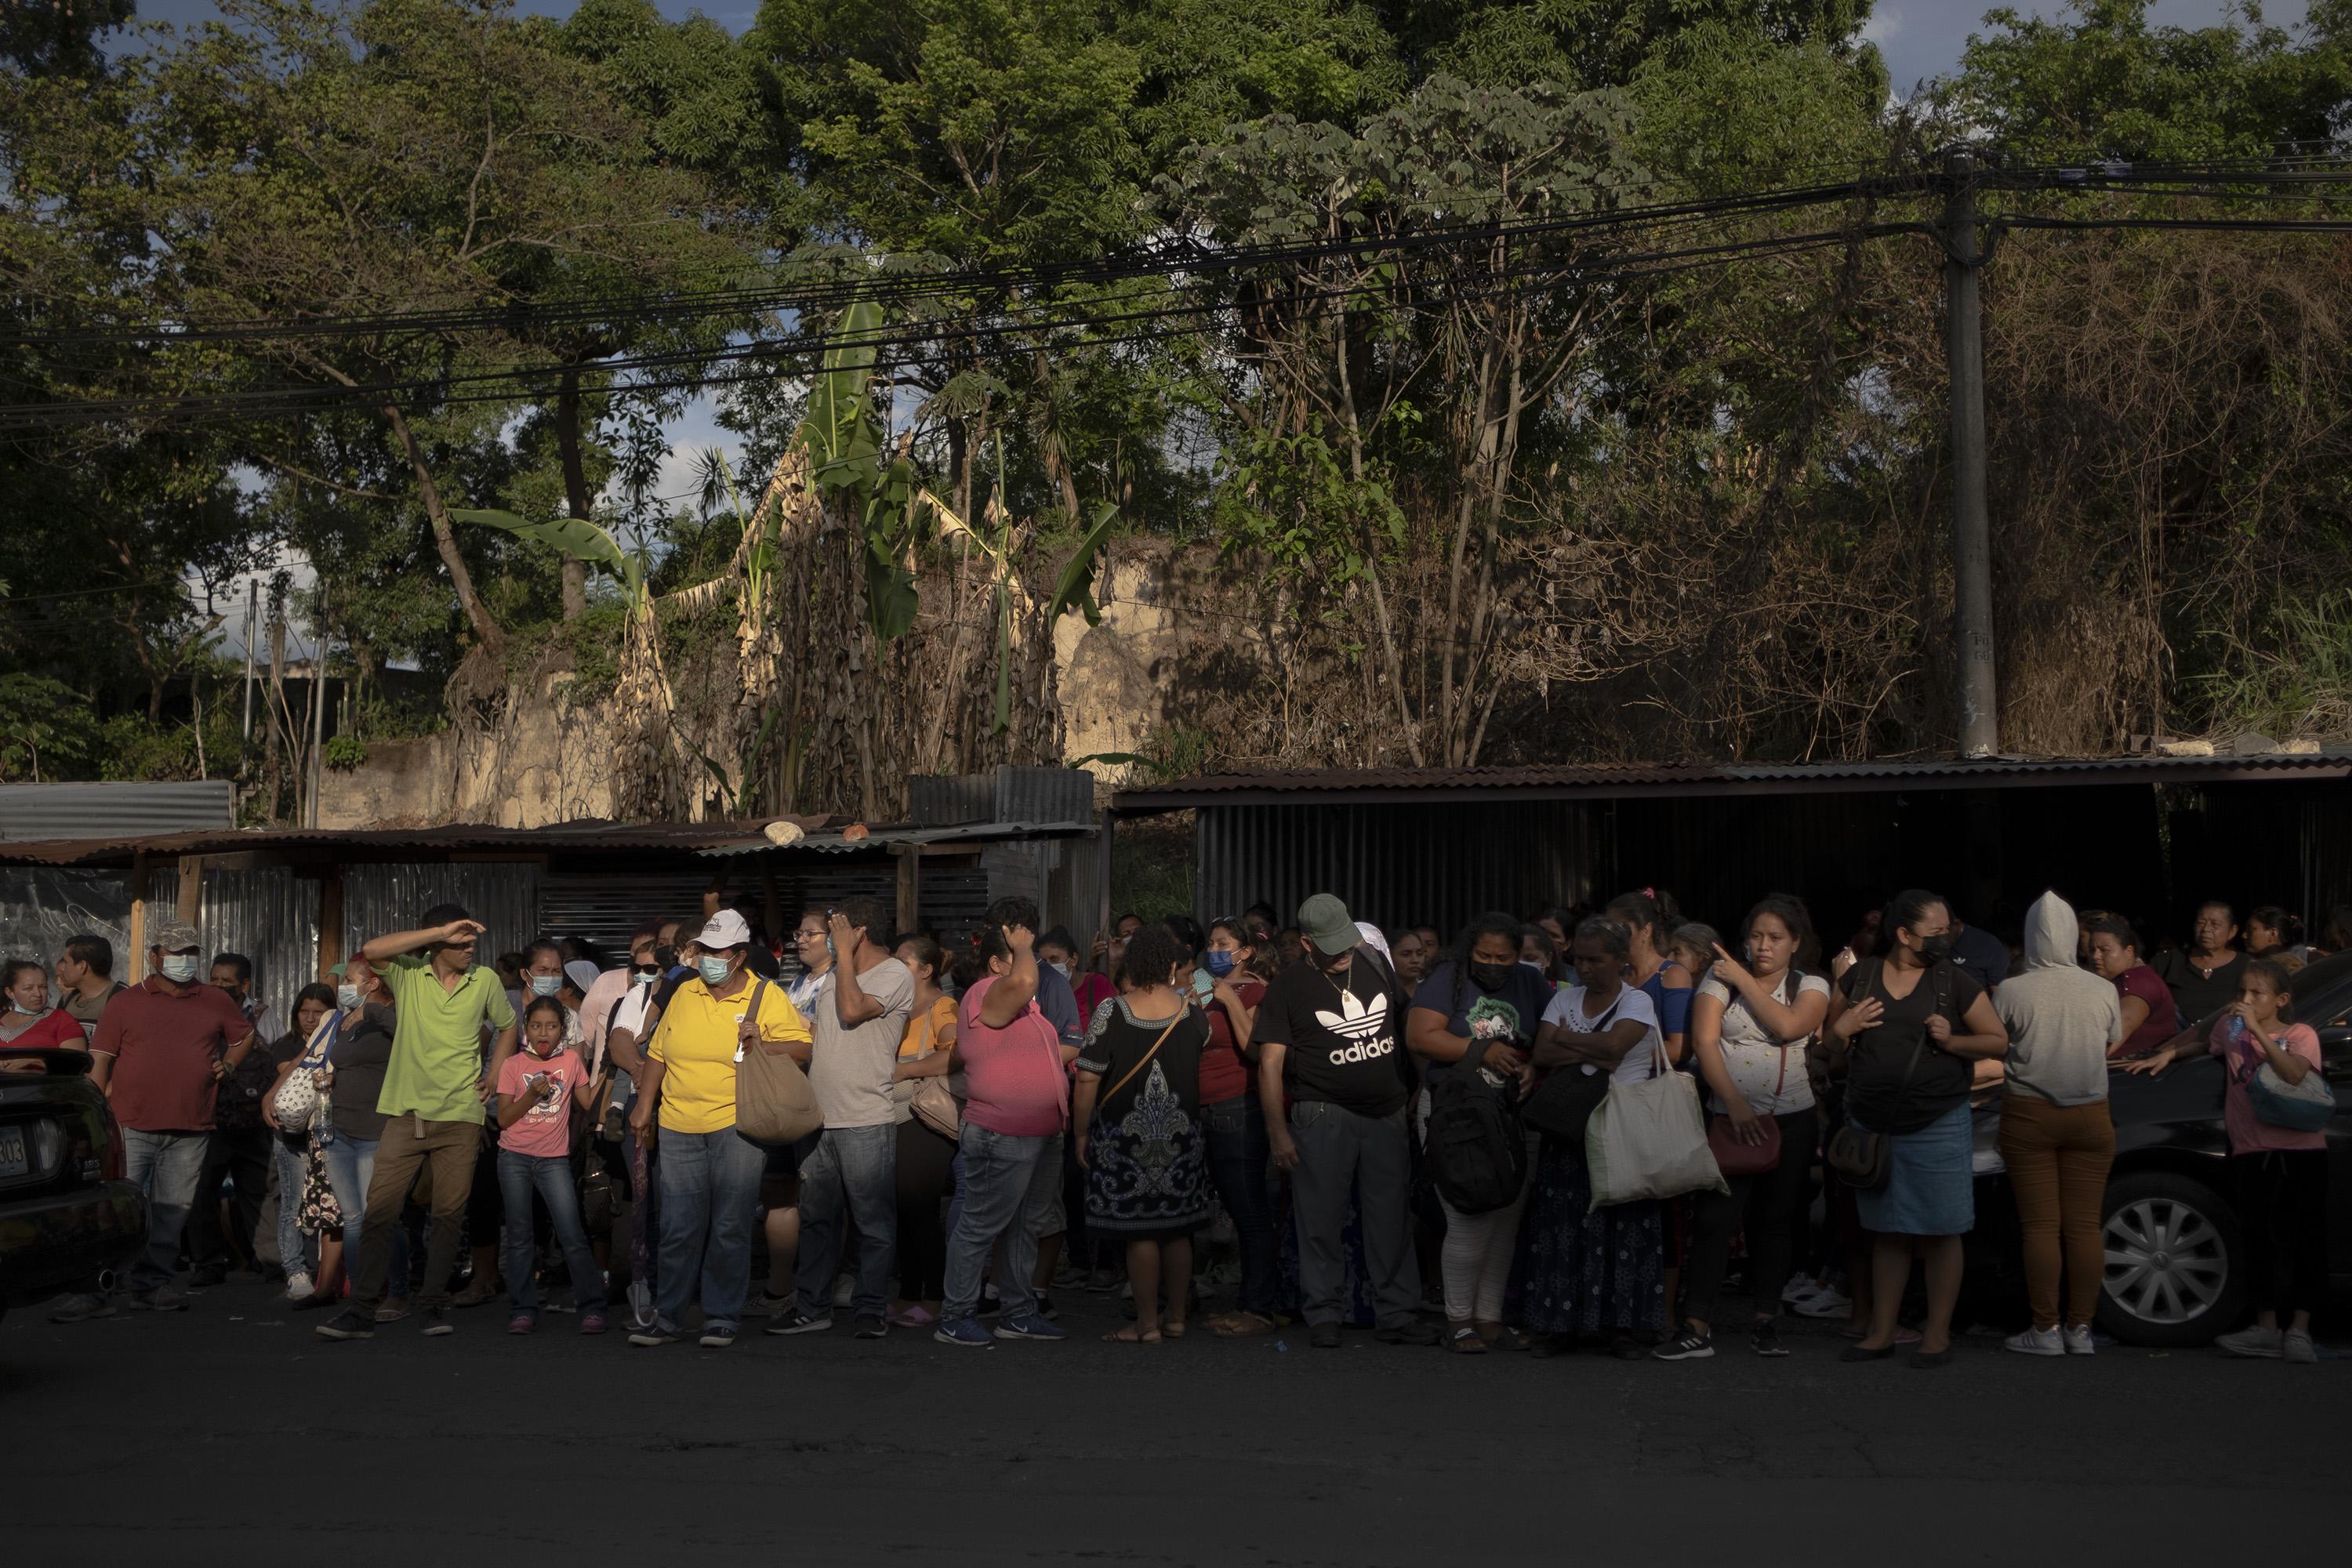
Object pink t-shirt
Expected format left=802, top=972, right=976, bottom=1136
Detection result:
left=497, top=1046, right=583, bottom=1158
left=956, top=976, right=1069, bottom=1137
left=2210, top=1018, right=2325, bottom=1155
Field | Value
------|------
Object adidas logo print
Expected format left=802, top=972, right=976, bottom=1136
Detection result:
left=1313, top=988, right=1395, bottom=1062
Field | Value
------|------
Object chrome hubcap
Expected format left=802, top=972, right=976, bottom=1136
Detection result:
left=2104, top=1197, right=2228, bottom=1325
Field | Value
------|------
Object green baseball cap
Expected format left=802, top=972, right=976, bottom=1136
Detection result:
left=1297, top=893, right=1359, bottom=956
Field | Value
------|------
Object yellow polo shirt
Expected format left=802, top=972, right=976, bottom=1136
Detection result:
left=647, top=975, right=811, bottom=1134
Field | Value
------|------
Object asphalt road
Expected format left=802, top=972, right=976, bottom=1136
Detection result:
left=5, top=1277, right=2341, bottom=1565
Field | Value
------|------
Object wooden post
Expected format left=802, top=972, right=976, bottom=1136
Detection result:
left=176, top=854, right=205, bottom=925
left=127, top=850, right=150, bottom=982
left=895, top=843, right=922, bottom=936
left=318, top=867, right=345, bottom=982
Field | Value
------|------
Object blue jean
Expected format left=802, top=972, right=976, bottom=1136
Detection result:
left=795, top=1123, right=898, bottom=1320
left=322, top=1131, right=408, bottom=1295
left=498, top=1149, right=606, bottom=1316
left=122, top=1128, right=208, bottom=1294
left=654, top=1126, right=767, bottom=1334
left=273, top=1139, right=310, bottom=1277
left=1203, top=1096, right=1279, bottom=1316
left=942, top=1123, right=1062, bottom=1323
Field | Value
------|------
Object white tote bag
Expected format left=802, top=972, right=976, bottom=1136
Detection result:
left=1584, top=1065, right=1726, bottom=1210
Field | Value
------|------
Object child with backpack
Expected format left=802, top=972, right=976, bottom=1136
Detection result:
left=495, top=995, right=611, bottom=1334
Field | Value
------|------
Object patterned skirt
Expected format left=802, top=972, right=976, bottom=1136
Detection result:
left=1518, top=1136, right=1666, bottom=1335
left=1084, top=1066, right=1210, bottom=1236
left=297, top=1138, right=342, bottom=1239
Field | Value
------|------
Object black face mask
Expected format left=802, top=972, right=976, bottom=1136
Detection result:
left=1468, top=961, right=1516, bottom=993
left=1915, top=932, right=1955, bottom=962
left=653, top=946, right=678, bottom=971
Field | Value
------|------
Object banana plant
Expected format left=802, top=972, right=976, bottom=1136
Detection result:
left=451, top=508, right=647, bottom=608
left=797, top=298, right=922, bottom=642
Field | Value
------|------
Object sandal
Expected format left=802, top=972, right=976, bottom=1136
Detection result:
left=1211, top=1311, right=1276, bottom=1338
left=1103, top=1325, right=1163, bottom=1345
left=1446, top=1324, right=1488, bottom=1355
left=1163, top=1320, right=1187, bottom=1339
left=1485, top=1325, right=1529, bottom=1353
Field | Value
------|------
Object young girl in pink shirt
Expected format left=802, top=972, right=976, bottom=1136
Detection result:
left=495, top=996, right=610, bottom=1334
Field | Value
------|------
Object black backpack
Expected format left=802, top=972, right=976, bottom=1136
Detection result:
left=1424, top=1067, right=1529, bottom=1215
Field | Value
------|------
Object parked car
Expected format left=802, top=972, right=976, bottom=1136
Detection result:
left=0, top=1046, right=146, bottom=1324
left=1968, top=949, right=2352, bottom=1346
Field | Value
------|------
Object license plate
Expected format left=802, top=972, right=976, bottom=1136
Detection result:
left=0, top=1124, right=26, bottom=1180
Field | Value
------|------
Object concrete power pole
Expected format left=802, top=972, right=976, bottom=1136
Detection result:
left=240, top=579, right=258, bottom=741
left=1945, top=147, right=1998, bottom=759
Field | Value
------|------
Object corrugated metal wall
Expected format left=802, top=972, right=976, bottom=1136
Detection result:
left=137, top=865, right=319, bottom=1036
left=1196, top=801, right=1604, bottom=938
left=0, top=780, right=235, bottom=840
left=539, top=862, right=991, bottom=957
left=341, top=863, right=540, bottom=973
left=0, top=868, right=133, bottom=982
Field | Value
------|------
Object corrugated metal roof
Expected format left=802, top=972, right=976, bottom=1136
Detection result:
left=695, top=820, right=1098, bottom=857
left=0, top=780, right=235, bottom=841
left=1112, top=750, right=2352, bottom=811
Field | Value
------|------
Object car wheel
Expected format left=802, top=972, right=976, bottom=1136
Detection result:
left=2097, top=1170, right=2245, bottom=1348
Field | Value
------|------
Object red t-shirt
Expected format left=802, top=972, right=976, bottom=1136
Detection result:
left=1197, top=978, right=1268, bottom=1105
left=956, top=976, right=1069, bottom=1137
left=2111, top=965, right=2176, bottom=1059
left=92, top=977, right=256, bottom=1132
left=2, top=1008, right=87, bottom=1051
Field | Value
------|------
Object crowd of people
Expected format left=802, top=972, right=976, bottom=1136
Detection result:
left=4, top=881, right=2338, bottom=1367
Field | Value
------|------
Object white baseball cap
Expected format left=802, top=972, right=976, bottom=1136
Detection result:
left=564, top=960, right=601, bottom=995
left=695, top=909, right=752, bottom=950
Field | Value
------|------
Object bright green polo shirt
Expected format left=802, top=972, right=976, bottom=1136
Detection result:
left=375, top=953, right=517, bottom=1123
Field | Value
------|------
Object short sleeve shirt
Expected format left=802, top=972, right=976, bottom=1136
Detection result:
left=2112, top=965, right=2176, bottom=1058
left=1839, top=959, right=1984, bottom=1133
left=646, top=976, right=811, bottom=1135
left=1252, top=952, right=1409, bottom=1117
left=1541, top=983, right=1663, bottom=1086
left=956, top=975, right=1070, bottom=1136
left=376, top=956, right=517, bottom=1124
left=2213, top=1018, right=2325, bottom=1156
left=2154, top=950, right=2245, bottom=1028
left=91, top=977, right=256, bottom=1132
left=497, top=1047, right=584, bottom=1158
left=2, top=1008, right=87, bottom=1052
left=1697, top=971, right=1828, bottom=1114
left=808, top=958, right=916, bottom=1129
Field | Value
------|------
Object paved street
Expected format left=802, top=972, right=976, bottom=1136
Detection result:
left=5, top=1276, right=2341, bottom=1564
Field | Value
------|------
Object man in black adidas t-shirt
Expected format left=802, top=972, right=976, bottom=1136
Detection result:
left=1255, top=893, right=1436, bottom=1348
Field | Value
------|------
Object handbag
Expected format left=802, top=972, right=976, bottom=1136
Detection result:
left=1823, top=960, right=1948, bottom=1190
left=1586, top=1065, right=1724, bottom=1208
left=2247, top=1054, right=2336, bottom=1132
left=270, top=1014, right=337, bottom=1134
left=734, top=978, right=824, bottom=1145
left=1707, top=1005, right=1796, bottom=1178
left=1522, top=989, right=1623, bottom=1143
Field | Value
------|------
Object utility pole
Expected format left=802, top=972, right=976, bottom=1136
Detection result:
left=307, top=583, right=329, bottom=828
left=1944, top=146, right=1998, bottom=758
left=240, top=579, right=258, bottom=740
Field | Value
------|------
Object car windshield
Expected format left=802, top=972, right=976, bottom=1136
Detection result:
left=2187, top=949, right=2352, bottom=1036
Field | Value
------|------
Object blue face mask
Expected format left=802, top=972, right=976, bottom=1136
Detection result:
left=159, top=953, right=201, bottom=984
left=336, top=984, right=361, bottom=1011
left=530, top=975, right=562, bottom=997
left=697, top=955, right=732, bottom=987
left=1203, top=949, right=1236, bottom=978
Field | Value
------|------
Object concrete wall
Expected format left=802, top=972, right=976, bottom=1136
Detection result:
left=319, top=663, right=616, bottom=829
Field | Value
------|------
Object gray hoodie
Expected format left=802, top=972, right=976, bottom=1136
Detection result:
left=1994, top=892, right=2122, bottom=1106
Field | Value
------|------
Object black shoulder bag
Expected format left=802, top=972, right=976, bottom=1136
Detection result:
left=1521, top=991, right=1622, bottom=1144
left=1824, top=960, right=1954, bottom=1190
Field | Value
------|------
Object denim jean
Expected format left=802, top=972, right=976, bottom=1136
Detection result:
left=795, top=1123, right=898, bottom=1321
left=122, top=1128, right=208, bottom=1294
left=273, top=1138, right=310, bottom=1277
left=498, top=1149, right=607, bottom=1316
left=653, top=1126, right=767, bottom=1334
left=1202, top=1096, right=1279, bottom=1316
left=941, top=1123, right=1063, bottom=1323
left=322, top=1131, right=408, bottom=1295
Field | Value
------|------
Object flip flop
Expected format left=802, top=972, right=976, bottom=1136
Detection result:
left=1103, top=1326, right=1162, bottom=1344
left=1211, top=1312, right=1276, bottom=1338
left=1163, top=1321, right=1187, bottom=1339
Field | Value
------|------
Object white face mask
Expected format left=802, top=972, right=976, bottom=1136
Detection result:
left=159, top=953, right=201, bottom=984
left=529, top=975, right=562, bottom=997
left=1047, top=960, right=1071, bottom=981
left=10, top=996, right=42, bottom=1015
left=336, top=984, right=361, bottom=1011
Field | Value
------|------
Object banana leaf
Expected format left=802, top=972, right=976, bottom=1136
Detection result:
left=1046, top=499, right=1120, bottom=626
left=452, top=508, right=643, bottom=604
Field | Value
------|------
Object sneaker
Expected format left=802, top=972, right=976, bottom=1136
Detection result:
left=1751, top=1323, right=1788, bottom=1358
left=888, top=1304, right=939, bottom=1329
left=995, top=1312, right=1067, bottom=1341
left=1376, top=1319, right=1441, bottom=1347
left=753, top=1290, right=794, bottom=1318
left=2005, top=1326, right=2065, bottom=1357
left=128, top=1285, right=189, bottom=1312
left=315, top=1307, right=376, bottom=1341
left=628, top=1323, right=680, bottom=1347
left=1782, top=1276, right=1822, bottom=1308
left=699, top=1325, right=737, bottom=1349
left=933, top=1317, right=996, bottom=1348
left=2216, top=1324, right=2285, bottom=1359
left=508, top=1313, right=535, bottom=1335
left=1794, top=1286, right=1851, bottom=1319
left=419, top=1308, right=453, bottom=1337
left=284, top=1272, right=315, bottom=1301
left=764, top=1312, right=833, bottom=1337
left=852, top=1314, right=888, bottom=1340
left=1308, top=1321, right=1341, bottom=1349
left=2062, top=1324, right=2096, bottom=1357
left=829, top=1275, right=855, bottom=1310
left=46, top=1292, right=115, bottom=1323
left=1653, top=1323, right=1715, bottom=1361
left=580, top=1312, right=608, bottom=1336
left=2283, top=1330, right=2318, bottom=1364
left=1034, top=1289, right=1058, bottom=1321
